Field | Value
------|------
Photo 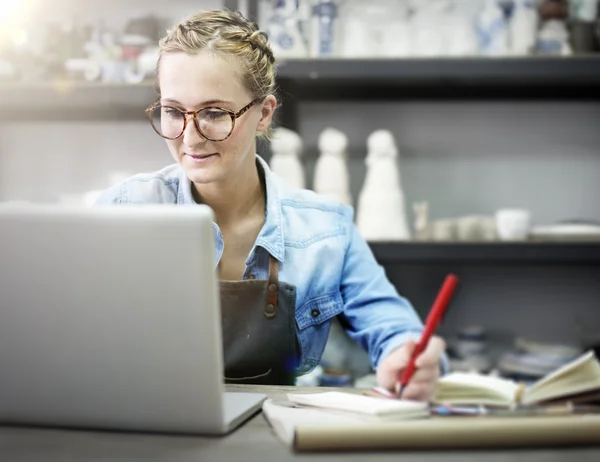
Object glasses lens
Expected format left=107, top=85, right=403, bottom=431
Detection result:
left=197, top=109, right=233, bottom=141
left=150, top=106, right=184, bottom=139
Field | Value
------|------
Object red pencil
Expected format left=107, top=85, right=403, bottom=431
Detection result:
left=398, top=273, right=459, bottom=397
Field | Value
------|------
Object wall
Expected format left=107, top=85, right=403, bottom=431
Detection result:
left=0, top=121, right=168, bottom=202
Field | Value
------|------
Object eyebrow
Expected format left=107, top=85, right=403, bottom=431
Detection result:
left=160, top=98, right=234, bottom=108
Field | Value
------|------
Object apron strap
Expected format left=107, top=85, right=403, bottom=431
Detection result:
left=264, top=255, right=279, bottom=319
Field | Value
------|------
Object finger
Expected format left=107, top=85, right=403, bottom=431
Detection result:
left=400, top=381, right=437, bottom=402
left=399, top=339, right=417, bottom=365
left=406, top=365, right=440, bottom=384
left=415, top=336, right=446, bottom=368
left=376, top=368, right=397, bottom=392
left=380, top=339, right=418, bottom=371
left=397, top=376, right=437, bottom=400
left=417, top=336, right=445, bottom=364
left=395, top=366, right=439, bottom=397
left=376, top=340, right=418, bottom=391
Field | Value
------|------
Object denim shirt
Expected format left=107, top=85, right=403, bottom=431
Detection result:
left=96, top=156, right=435, bottom=375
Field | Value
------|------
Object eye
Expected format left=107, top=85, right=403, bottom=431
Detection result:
left=163, top=108, right=184, bottom=118
left=204, top=110, right=229, bottom=121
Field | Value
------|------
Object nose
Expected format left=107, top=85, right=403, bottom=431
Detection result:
left=182, top=114, right=206, bottom=147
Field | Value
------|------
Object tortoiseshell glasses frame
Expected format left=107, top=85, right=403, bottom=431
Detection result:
left=145, top=98, right=258, bottom=142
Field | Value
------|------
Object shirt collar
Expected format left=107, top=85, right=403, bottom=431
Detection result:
left=177, top=155, right=285, bottom=262
left=254, top=155, right=285, bottom=262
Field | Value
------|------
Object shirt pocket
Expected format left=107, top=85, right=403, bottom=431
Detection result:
left=296, top=292, right=344, bottom=370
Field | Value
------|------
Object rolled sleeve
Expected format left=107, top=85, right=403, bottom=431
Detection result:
left=339, top=224, right=449, bottom=374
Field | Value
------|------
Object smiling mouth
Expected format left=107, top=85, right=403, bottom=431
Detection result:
left=186, top=153, right=218, bottom=159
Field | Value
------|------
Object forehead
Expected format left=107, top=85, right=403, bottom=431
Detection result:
left=159, top=51, right=249, bottom=107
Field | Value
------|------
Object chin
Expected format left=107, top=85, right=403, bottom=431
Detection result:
left=184, top=168, right=216, bottom=185
left=177, top=155, right=215, bottom=183
left=182, top=165, right=222, bottom=185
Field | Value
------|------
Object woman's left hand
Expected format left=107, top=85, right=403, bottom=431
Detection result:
left=376, top=336, right=446, bottom=402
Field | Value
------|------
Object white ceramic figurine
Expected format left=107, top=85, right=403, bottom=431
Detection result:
left=356, top=130, right=410, bottom=241
left=270, top=127, right=306, bottom=189
left=313, top=127, right=352, bottom=205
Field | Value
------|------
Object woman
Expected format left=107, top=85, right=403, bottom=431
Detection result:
left=97, top=9, right=446, bottom=400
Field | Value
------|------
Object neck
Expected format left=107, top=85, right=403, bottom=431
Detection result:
left=192, top=157, right=265, bottom=227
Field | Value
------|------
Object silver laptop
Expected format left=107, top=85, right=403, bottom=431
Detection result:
left=0, top=203, right=265, bottom=435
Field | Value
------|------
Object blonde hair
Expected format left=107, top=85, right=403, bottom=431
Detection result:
left=156, top=9, right=277, bottom=138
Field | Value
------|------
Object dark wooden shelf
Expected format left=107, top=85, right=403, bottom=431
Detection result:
left=275, top=56, right=600, bottom=102
left=277, top=56, right=600, bottom=83
left=368, top=241, right=600, bottom=264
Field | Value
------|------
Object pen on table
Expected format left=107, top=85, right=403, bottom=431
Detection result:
left=397, top=273, right=459, bottom=398
left=432, top=403, right=600, bottom=417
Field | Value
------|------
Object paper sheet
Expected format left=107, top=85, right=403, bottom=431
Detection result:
left=287, top=391, right=429, bottom=418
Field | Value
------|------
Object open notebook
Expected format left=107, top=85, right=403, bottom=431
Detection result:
left=434, top=350, right=600, bottom=407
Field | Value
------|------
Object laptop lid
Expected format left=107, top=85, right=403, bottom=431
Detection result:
left=0, top=204, right=229, bottom=434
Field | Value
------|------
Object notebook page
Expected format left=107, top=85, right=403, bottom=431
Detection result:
left=524, top=351, right=600, bottom=404
left=287, top=391, right=428, bottom=417
left=527, top=351, right=598, bottom=391
left=434, top=372, right=518, bottom=405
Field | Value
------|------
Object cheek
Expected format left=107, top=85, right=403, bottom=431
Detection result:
left=217, top=138, right=238, bottom=159
left=230, top=110, right=259, bottom=141
left=165, top=139, right=181, bottom=156
left=220, top=124, right=254, bottom=157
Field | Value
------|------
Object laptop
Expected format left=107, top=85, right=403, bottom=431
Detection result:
left=0, top=203, right=266, bottom=435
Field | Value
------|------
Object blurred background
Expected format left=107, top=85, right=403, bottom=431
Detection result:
left=1, top=0, right=599, bottom=386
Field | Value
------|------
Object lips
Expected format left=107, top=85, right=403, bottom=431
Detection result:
left=186, top=153, right=218, bottom=159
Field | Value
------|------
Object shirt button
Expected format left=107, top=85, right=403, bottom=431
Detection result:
left=311, top=309, right=320, bottom=318
left=247, top=274, right=256, bottom=280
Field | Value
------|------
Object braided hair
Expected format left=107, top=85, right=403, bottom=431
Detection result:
left=157, top=9, right=277, bottom=138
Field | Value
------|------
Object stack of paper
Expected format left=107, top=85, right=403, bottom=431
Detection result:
left=262, top=391, right=600, bottom=451
left=263, top=391, right=429, bottom=447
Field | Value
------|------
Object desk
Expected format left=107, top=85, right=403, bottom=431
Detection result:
left=1, top=385, right=599, bottom=462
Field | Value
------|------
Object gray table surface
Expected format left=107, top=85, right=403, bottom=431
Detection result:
left=1, top=385, right=599, bottom=462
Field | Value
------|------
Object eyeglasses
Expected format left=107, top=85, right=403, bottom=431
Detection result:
left=145, top=99, right=258, bottom=142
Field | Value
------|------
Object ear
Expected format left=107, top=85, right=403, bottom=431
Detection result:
left=256, top=95, right=277, bottom=135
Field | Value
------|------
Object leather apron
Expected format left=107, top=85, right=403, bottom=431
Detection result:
left=219, top=255, right=298, bottom=385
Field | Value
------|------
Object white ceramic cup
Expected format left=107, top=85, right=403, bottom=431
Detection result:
left=431, top=219, right=457, bottom=241
left=495, top=208, right=531, bottom=241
